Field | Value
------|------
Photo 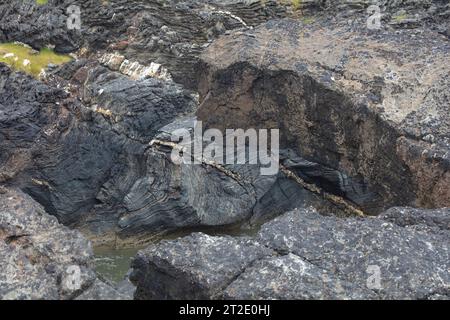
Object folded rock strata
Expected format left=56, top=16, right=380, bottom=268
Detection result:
left=0, top=61, right=195, bottom=243
left=115, top=117, right=347, bottom=242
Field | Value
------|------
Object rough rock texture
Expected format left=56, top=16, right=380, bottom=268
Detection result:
left=1, top=59, right=337, bottom=244
left=75, top=279, right=132, bottom=300
left=1, top=55, right=344, bottom=245
left=0, top=0, right=447, bottom=242
left=0, top=187, right=127, bottom=300
left=223, top=254, right=376, bottom=300
left=131, top=207, right=450, bottom=300
left=0, top=60, right=198, bottom=243
left=130, top=232, right=274, bottom=299
left=299, top=0, right=449, bottom=31
left=380, top=207, right=450, bottom=240
left=115, top=115, right=353, bottom=241
left=258, top=208, right=450, bottom=300
left=0, top=0, right=449, bottom=301
left=197, top=18, right=450, bottom=213
left=0, top=0, right=291, bottom=88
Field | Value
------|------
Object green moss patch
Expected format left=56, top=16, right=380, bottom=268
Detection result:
left=0, top=42, right=72, bottom=78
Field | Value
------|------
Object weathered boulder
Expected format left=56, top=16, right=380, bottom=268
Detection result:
left=131, top=207, right=450, bottom=300
left=130, top=232, right=274, bottom=300
left=0, top=187, right=127, bottom=300
left=196, top=18, right=450, bottom=213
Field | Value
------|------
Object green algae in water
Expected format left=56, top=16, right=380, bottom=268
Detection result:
left=93, top=224, right=259, bottom=284
left=0, top=43, right=72, bottom=78
left=94, top=247, right=142, bottom=284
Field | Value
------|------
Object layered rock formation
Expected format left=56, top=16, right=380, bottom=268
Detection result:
left=197, top=18, right=450, bottom=213
left=0, top=0, right=449, bottom=300
left=131, top=207, right=450, bottom=300
left=0, top=60, right=198, bottom=244
left=0, top=187, right=130, bottom=300
left=0, top=0, right=291, bottom=88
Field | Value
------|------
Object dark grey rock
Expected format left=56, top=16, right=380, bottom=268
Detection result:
left=0, top=62, right=196, bottom=244
left=75, top=279, right=132, bottom=300
left=197, top=18, right=450, bottom=213
left=0, top=0, right=291, bottom=88
left=130, top=232, right=274, bottom=299
left=380, top=207, right=450, bottom=239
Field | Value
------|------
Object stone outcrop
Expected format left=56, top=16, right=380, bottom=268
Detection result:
left=130, top=233, right=274, bottom=300
left=0, top=0, right=291, bottom=88
left=0, top=187, right=129, bottom=300
left=196, top=18, right=450, bottom=213
left=1, top=55, right=352, bottom=245
left=131, top=207, right=450, bottom=300
left=0, top=60, right=196, bottom=244
left=1, top=0, right=449, bottom=301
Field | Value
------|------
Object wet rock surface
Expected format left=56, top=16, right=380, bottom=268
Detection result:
left=131, top=207, right=450, bottom=300
left=0, top=187, right=129, bottom=300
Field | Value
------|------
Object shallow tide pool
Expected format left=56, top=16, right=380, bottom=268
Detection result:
left=93, top=247, right=143, bottom=284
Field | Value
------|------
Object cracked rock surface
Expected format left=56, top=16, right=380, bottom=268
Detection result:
left=131, top=207, right=450, bottom=300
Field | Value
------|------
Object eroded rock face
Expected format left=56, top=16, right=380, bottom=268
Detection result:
left=0, top=187, right=129, bottom=300
left=0, top=60, right=196, bottom=243
left=114, top=116, right=354, bottom=242
left=0, top=0, right=291, bottom=88
left=197, top=18, right=450, bottom=213
left=131, top=207, right=450, bottom=300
